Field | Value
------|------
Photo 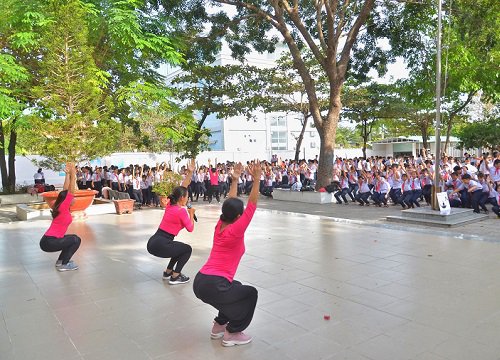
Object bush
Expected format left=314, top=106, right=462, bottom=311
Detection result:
left=152, top=171, right=183, bottom=196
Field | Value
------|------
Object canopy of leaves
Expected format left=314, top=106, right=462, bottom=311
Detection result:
left=456, top=108, right=500, bottom=150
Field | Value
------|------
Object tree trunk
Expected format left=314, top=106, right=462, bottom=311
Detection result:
left=0, top=121, right=8, bottom=192
left=421, top=126, right=429, bottom=153
left=315, top=108, right=340, bottom=189
left=7, top=121, right=17, bottom=193
left=294, top=113, right=310, bottom=162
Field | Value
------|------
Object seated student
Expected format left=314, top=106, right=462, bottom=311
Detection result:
left=347, top=167, right=358, bottom=201
left=477, top=172, right=491, bottom=213
left=372, top=172, right=390, bottom=207
left=488, top=158, right=500, bottom=187
left=291, top=179, right=302, bottom=191
left=490, top=184, right=500, bottom=218
left=355, top=175, right=371, bottom=206
left=400, top=173, right=413, bottom=209
left=334, top=171, right=350, bottom=205
left=452, top=173, right=483, bottom=213
left=446, top=184, right=462, bottom=208
left=388, top=164, right=403, bottom=205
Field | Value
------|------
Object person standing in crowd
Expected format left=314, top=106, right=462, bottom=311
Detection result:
left=193, top=161, right=261, bottom=347
left=147, top=159, right=196, bottom=285
left=92, top=167, right=103, bottom=198
left=207, top=159, right=221, bottom=204
left=39, top=163, right=80, bottom=271
left=34, top=168, right=45, bottom=184
left=420, top=168, right=433, bottom=205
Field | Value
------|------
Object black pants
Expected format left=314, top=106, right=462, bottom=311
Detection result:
left=422, top=184, right=432, bottom=204
left=93, top=183, right=103, bottom=198
left=193, top=272, right=258, bottom=333
left=208, top=184, right=220, bottom=203
left=147, top=229, right=192, bottom=273
left=40, top=234, right=81, bottom=264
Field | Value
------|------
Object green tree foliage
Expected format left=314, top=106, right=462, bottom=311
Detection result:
left=0, top=0, right=46, bottom=191
left=116, top=81, right=199, bottom=154
left=3, top=0, right=187, bottom=179
left=386, top=0, right=499, bottom=154
left=342, top=82, right=403, bottom=157
left=26, top=0, right=118, bottom=165
left=456, top=107, right=500, bottom=151
left=171, top=64, right=263, bottom=156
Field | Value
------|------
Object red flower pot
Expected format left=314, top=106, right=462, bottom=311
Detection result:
left=41, top=189, right=98, bottom=212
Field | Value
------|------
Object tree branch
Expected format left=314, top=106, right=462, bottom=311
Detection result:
left=337, top=0, right=375, bottom=80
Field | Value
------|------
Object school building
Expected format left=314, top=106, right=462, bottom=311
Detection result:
left=371, top=136, right=465, bottom=158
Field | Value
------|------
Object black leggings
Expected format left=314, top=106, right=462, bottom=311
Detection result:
left=147, top=229, right=192, bottom=273
left=193, top=272, right=258, bottom=333
left=40, top=234, right=81, bottom=264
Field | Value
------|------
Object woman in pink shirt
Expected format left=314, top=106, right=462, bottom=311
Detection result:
left=147, top=159, right=196, bottom=285
left=39, top=163, right=80, bottom=271
left=193, top=161, right=262, bottom=347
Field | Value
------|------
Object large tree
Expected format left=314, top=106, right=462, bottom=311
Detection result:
left=3, top=0, right=186, bottom=181
left=157, top=0, right=390, bottom=188
left=0, top=0, right=45, bottom=192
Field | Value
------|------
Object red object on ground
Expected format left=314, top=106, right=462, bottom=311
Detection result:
left=324, top=315, right=331, bottom=320
left=41, top=190, right=98, bottom=212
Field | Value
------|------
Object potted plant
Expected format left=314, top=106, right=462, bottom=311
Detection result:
left=152, top=171, right=183, bottom=208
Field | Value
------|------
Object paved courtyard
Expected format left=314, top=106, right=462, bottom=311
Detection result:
left=1, top=202, right=500, bottom=359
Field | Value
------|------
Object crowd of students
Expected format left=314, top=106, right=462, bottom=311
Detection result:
left=74, top=151, right=500, bottom=218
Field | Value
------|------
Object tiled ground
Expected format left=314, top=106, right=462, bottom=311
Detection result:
left=1, top=204, right=500, bottom=360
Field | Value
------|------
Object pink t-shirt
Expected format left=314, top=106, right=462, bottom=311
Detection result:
left=209, top=168, right=219, bottom=186
left=200, top=201, right=257, bottom=282
left=159, top=204, right=194, bottom=236
left=45, top=193, right=74, bottom=238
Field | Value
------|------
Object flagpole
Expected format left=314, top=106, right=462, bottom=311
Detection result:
left=432, top=0, right=443, bottom=210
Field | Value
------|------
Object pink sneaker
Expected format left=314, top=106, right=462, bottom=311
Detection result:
left=222, top=331, right=252, bottom=347
left=210, top=322, right=227, bottom=339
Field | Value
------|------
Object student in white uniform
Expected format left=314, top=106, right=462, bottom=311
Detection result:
left=453, top=174, right=483, bottom=213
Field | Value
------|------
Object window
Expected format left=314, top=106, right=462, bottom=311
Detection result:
left=270, top=116, right=287, bottom=127
left=271, top=131, right=287, bottom=150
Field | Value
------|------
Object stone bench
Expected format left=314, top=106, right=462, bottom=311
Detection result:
left=272, top=188, right=336, bottom=204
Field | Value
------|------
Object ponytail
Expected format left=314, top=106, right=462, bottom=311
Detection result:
left=51, top=190, right=68, bottom=219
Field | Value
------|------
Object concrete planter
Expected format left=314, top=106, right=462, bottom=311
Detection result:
left=0, top=193, right=42, bottom=206
left=113, top=199, right=135, bottom=215
left=272, top=188, right=336, bottom=204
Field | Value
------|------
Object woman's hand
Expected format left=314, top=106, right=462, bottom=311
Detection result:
left=187, top=206, right=196, bottom=217
left=232, top=162, right=243, bottom=180
left=187, top=158, right=195, bottom=173
left=248, top=160, right=262, bottom=179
